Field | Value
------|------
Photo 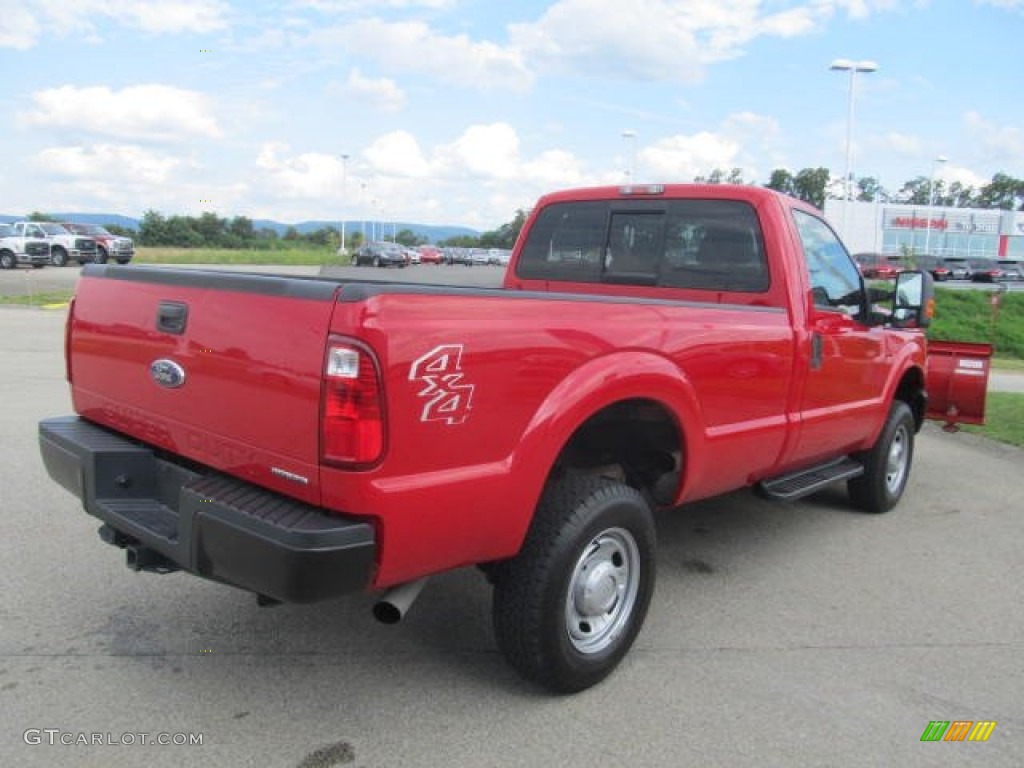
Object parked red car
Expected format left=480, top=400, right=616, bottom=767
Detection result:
left=418, top=245, right=443, bottom=264
left=854, top=252, right=901, bottom=279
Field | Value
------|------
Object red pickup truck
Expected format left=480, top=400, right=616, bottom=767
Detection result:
left=39, top=184, right=988, bottom=693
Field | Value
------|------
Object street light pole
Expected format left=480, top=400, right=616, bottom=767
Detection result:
left=339, top=153, right=349, bottom=256
left=830, top=59, right=878, bottom=233
left=621, top=129, right=637, bottom=183
left=924, top=155, right=948, bottom=257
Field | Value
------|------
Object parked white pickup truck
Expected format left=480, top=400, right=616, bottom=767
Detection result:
left=8, top=221, right=98, bottom=266
left=0, top=223, right=51, bottom=269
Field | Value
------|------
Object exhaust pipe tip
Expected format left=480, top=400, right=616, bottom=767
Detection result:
left=372, top=578, right=428, bottom=625
left=372, top=601, right=404, bottom=625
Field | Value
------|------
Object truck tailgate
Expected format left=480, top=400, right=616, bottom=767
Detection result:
left=67, top=266, right=340, bottom=504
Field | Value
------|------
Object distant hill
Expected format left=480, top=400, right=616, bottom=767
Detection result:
left=0, top=213, right=479, bottom=244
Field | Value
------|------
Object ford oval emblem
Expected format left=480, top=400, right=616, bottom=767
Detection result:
left=150, top=359, right=186, bottom=389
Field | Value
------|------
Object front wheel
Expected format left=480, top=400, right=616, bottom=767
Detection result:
left=0, top=250, right=15, bottom=270
left=51, top=247, right=68, bottom=267
left=848, top=401, right=915, bottom=513
left=492, top=475, right=656, bottom=693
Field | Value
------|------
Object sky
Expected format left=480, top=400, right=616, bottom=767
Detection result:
left=1, top=0, right=1022, bottom=231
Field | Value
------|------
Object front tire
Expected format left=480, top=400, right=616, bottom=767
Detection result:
left=492, top=475, right=656, bottom=693
left=50, top=247, right=69, bottom=267
left=848, top=401, right=915, bottom=513
left=0, top=250, right=15, bottom=269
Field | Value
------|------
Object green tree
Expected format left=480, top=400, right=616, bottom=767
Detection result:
left=165, top=215, right=203, bottom=247
left=896, top=176, right=931, bottom=205
left=283, top=226, right=300, bottom=241
left=793, top=167, right=830, bottom=209
left=394, top=228, right=425, bottom=247
left=229, top=216, right=254, bottom=242
left=856, top=176, right=885, bottom=202
left=765, top=169, right=797, bottom=197
left=480, top=209, right=528, bottom=249
left=139, top=210, right=168, bottom=246
left=193, top=211, right=226, bottom=246
left=27, top=211, right=50, bottom=222
left=440, top=234, right=480, bottom=248
left=976, top=172, right=1024, bottom=210
left=944, top=181, right=976, bottom=208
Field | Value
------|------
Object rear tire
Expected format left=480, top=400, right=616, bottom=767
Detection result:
left=492, top=475, right=656, bottom=693
left=848, top=401, right=915, bottom=513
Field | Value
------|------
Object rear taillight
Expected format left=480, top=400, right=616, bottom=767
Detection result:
left=321, top=338, right=385, bottom=466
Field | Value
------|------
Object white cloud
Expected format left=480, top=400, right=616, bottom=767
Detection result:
left=438, top=123, right=521, bottom=179
left=293, top=0, right=456, bottom=10
left=940, top=164, right=988, bottom=190
left=115, top=0, right=228, bottom=34
left=507, top=0, right=878, bottom=84
left=636, top=112, right=783, bottom=181
left=34, top=144, right=182, bottom=184
left=340, top=69, right=406, bottom=113
left=965, top=111, right=1024, bottom=165
left=255, top=143, right=347, bottom=200
left=22, top=85, right=222, bottom=142
left=874, top=132, right=923, bottom=156
left=642, top=132, right=743, bottom=180
left=307, top=19, right=532, bottom=91
left=974, top=0, right=1024, bottom=11
left=0, top=4, right=39, bottom=50
left=0, top=0, right=227, bottom=48
left=364, top=131, right=433, bottom=177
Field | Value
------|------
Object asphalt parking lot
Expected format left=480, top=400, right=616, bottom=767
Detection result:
left=1, top=269, right=1022, bottom=767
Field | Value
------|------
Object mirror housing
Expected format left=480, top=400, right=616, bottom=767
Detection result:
left=891, top=270, right=934, bottom=329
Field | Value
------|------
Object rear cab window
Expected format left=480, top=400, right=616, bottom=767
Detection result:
left=514, top=199, right=772, bottom=299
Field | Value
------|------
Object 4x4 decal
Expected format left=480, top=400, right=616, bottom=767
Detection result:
left=409, top=344, right=475, bottom=425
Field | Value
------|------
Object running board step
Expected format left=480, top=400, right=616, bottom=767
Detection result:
left=756, top=457, right=864, bottom=502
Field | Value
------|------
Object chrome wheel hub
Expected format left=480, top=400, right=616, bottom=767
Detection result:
left=885, top=425, right=909, bottom=494
left=565, top=527, right=640, bottom=655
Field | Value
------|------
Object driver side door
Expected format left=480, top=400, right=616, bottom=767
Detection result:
left=789, top=209, right=889, bottom=465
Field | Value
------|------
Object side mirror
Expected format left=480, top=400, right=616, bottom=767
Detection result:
left=892, top=270, right=934, bottom=329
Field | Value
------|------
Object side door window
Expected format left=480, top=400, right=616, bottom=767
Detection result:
left=792, top=210, right=865, bottom=320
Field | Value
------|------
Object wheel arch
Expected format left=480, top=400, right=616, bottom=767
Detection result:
left=504, top=351, right=704, bottom=550
left=893, top=365, right=926, bottom=431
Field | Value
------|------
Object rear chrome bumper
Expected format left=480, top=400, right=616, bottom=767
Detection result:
left=39, top=416, right=376, bottom=603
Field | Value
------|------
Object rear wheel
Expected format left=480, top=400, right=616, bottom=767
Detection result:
left=492, top=475, right=656, bottom=693
left=50, top=247, right=69, bottom=267
left=848, top=401, right=915, bottom=513
left=373, top=256, right=381, bottom=268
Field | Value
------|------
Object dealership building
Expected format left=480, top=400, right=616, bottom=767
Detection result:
left=824, top=199, right=1024, bottom=261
